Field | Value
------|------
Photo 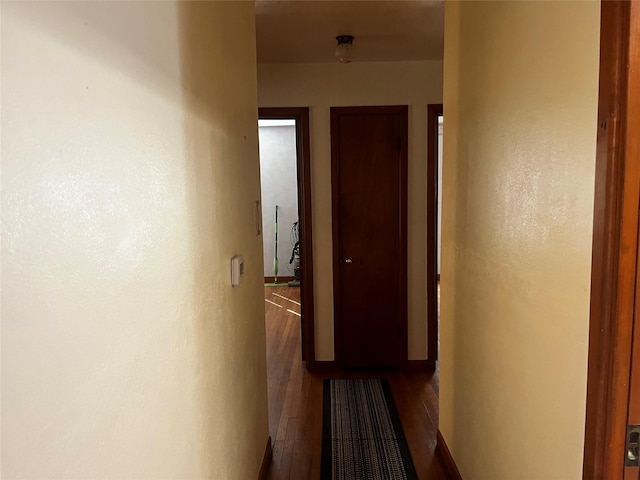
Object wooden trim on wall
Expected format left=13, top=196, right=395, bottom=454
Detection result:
left=583, top=1, right=640, bottom=478
left=264, top=276, right=295, bottom=284
left=258, top=107, right=316, bottom=370
left=330, top=110, right=342, bottom=367
left=436, top=430, right=463, bottom=480
left=257, top=436, right=272, bottom=480
left=329, top=105, right=409, bottom=368
left=306, top=360, right=339, bottom=374
left=406, top=359, right=436, bottom=372
left=427, top=104, right=443, bottom=366
left=398, top=106, right=409, bottom=369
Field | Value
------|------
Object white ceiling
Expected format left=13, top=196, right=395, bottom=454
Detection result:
left=255, top=1, right=444, bottom=64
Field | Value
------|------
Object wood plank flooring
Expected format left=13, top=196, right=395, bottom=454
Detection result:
left=264, top=286, right=447, bottom=480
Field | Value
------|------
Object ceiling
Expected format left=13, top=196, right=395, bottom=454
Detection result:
left=255, top=1, right=444, bottom=64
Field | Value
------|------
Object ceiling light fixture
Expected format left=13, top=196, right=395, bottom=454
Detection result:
left=335, top=35, right=355, bottom=64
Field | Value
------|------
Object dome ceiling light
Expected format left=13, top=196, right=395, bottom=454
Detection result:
left=335, top=35, right=355, bottom=64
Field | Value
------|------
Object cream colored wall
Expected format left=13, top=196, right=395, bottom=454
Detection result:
left=440, top=1, right=600, bottom=478
left=258, top=61, right=443, bottom=360
left=1, top=2, right=269, bottom=479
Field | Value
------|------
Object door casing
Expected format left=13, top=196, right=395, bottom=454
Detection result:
left=583, top=1, right=640, bottom=478
left=427, top=104, right=443, bottom=370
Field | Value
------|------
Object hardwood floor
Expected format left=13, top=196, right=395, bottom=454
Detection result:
left=264, top=285, right=447, bottom=480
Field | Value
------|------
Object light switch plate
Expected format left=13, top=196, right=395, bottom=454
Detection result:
left=231, top=255, right=244, bottom=286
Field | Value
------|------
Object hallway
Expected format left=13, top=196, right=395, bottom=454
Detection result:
left=264, top=286, right=447, bottom=479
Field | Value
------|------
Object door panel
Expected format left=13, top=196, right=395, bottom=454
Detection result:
left=331, top=106, right=408, bottom=368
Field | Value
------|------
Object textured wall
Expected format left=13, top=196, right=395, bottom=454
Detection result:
left=258, top=61, right=443, bottom=360
left=1, top=2, right=269, bottom=478
left=258, top=125, right=299, bottom=277
left=439, top=1, right=600, bottom=478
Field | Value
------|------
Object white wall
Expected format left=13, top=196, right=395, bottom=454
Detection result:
left=439, top=1, right=600, bottom=478
left=258, top=124, right=299, bottom=278
left=258, top=60, right=443, bottom=360
left=1, top=2, right=269, bottom=479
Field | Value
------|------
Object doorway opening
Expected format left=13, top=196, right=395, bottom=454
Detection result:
left=258, top=118, right=299, bottom=286
left=258, top=107, right=315, bottom=367
left=427, top=104, right=443, bottom=368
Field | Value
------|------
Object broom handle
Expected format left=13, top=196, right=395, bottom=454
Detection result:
left=274, top=205, right=279, bottom=282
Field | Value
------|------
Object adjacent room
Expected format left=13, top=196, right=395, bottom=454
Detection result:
left=258, top=118, right=300, bottom=287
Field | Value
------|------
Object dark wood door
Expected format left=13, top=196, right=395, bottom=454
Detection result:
left=331, top=106, right=408, bottom=368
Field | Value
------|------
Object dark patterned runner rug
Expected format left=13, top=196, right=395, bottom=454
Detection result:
left=321, top=378, right=418, bottom=480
